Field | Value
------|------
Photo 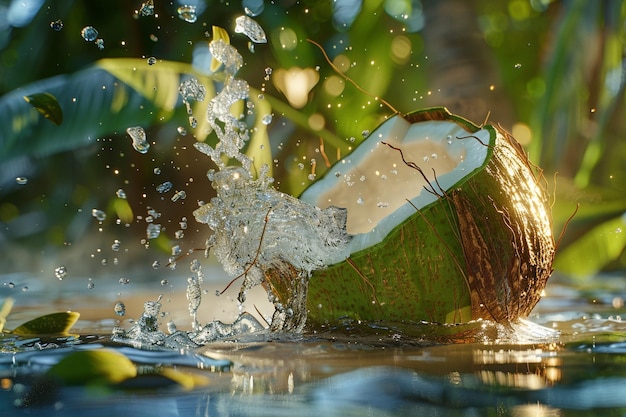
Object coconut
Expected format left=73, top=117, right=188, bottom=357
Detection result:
left=262, top=107, right=555, bottom=329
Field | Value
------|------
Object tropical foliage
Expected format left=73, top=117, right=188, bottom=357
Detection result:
left=1, top=0, right=625, bottom=279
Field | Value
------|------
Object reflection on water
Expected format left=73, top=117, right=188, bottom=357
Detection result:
left=1, top=273, right=626, bottom=415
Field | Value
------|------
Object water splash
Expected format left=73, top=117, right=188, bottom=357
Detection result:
left=80, top=26, right=98, bottom=42
left=177, top=5, right=197, bottom=23
left=126, top=126, right=150, bottom=153
left=234, top=15, right=267, bottom=44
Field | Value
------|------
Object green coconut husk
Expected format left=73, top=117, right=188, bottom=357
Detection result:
left=263, top=107, right=555, bottom=331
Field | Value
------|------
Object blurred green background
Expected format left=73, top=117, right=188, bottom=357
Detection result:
left=0, top=0, right=625, bottom=281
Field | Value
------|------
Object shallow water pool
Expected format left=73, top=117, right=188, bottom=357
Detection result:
left=2, top=271, right=626, bottom=416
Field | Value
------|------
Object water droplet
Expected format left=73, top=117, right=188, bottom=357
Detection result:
left=423, top=156, right=429, bottom=162
left=515, top=63, right=522, bottom=69
left=209, top=39, right=244, bottom=74
left=177, top=5, right=197, bottom=23
left=50, top=19, right=63, bottom=31
left=179, top=217, right=188, bottom=229
left=87, top=280, right=95, bottom=290
left=81, top=26, right=98, bottom=42
left=171, top=245, right=181, bottom=256
left=7, top=282, right=15, bottom=289
left=147, top=56, right=157, bottom=65
left=138, top=0, right=154, bottom=16
left=95, top=38, right=104, bottom=50
left=171, top=190, right=187, bottom=202
left=234, top=15, right=267, bottom=44
left=156, top=181, right=173, bottom=193
left=126, top=126, right=150, bottom=154
left=376, top=201, right=389, bottom=208
left=92, top=208, right=106, bottom=222
left=243, top=0, right=265, bottom=16
left=361, top=130, right=370, bottom=138
left=15, top=177, right=28, bottom=185
left=146, top=223, right=161, bottom=239
left=153, top=167, right=161, bottom=175
left=160, top=279, right=168, bottom=286
left=188, top=116, right=198, bottom=128
left=119, top=277, right=131, bottom=285
left=152, top=260, right=161, bottom=269
left=261, top=114, right=272, bottom=125
left=175, top=230, right=185, bottom=239
left=54, top=266, right=67, bottom=280
left=177, top=126, right=187, bottom=136
left=111, top=239, right=121, bottom=251
left=307, top=174, right=316, bottom=181
left=356, top=197, right=364, bottom=205
left=116, top=188, right=127, bottom=199
left=114, top=302, right=126, bottom=316
left=167, top=320, right=177, bottom=334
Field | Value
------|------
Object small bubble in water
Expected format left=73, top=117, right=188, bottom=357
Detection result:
left=177, top=5, right=197, bottom=23
left=114, top=302, right=126, bottom=316
left=156, top=181, right=173, bottom=193
left=153, top=167, right=161, bottom=175
left=146, top=223, right=161, bottom=239
left=95, top=38, right=104, bottom=50
left=15, top=177, right=28, bottom=185
left=126, top=126, right=150, bottom=154
left=177, top=126, right=187, bottom=136
left=119, top=277, right=130, bottom=285
left=92, top=209, right=106, bottom=221
left=152, top=260, right=160, bottom=269
left=81, top=26, right=98, bottom=42
left=147, top=56, right=157, bottom=65
left=54, top=266, right=67, bottom=280
left=50, top=19, right=63, bottom=31
left=115, top=188, right=127, bottom=199
left=261, top=114, right=272, bottom=125
left=171, top=190, right=186, bottom=202
left=111, top=239, right=121, bottom=251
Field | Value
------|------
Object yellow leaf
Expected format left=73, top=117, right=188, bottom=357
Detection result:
left=12, top=311, right=80, bottom=335
left=47, top=349, right=137, bottom=385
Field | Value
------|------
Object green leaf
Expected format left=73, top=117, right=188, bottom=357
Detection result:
left=23, top=92, right=63, bottom=125
left=47, top=349, right=137, bottom=385
left=12, top=311, right=80, bottom=335
left=554, top=214, right=626, bottom=279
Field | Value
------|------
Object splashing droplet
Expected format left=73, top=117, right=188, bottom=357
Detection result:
left=234, top=15, right=267, bottom=44
left=156, top=181, right=173, bottom=193
left=138, top=0, right=155, bottom=16
left=126, top=126, right=150, bottom=154
left=177, top=5, right=197, bottom=23
left=146, top=223, right=161, bottom=239
left=116, top=188, right=127, bottom=199
left=54, top=266, right=68, bottom=280
left=114, top=302, right=126, bottom=316
left=92, top=208, right=106, bottom=222
left=80, top=26, right=98, bottom=42
left=15, top=177, right=28, bottom=185
left=95, top=38, right=105, bottom=50
left=50, top=20, right=63, bottom=31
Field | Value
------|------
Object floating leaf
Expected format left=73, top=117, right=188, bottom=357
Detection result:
left=46, top=349, right=137, bottom=385
left=12, top=311, right=80, bottom=335
left=23, top=92, right=63, bottom=125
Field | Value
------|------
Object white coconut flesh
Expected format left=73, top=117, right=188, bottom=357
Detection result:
left=299, top=115, right=491, bottom=255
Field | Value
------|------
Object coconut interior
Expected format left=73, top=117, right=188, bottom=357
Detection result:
left=300, top=115, right=491, bottom=254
